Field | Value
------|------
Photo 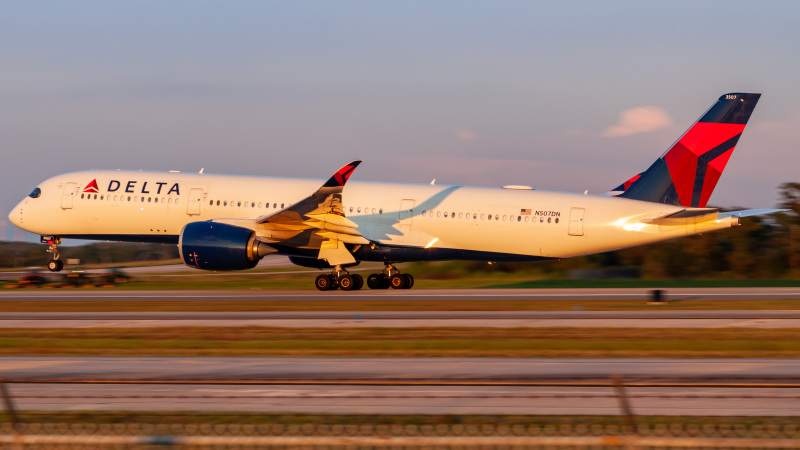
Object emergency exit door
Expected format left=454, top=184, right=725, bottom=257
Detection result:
left=186, top=188, right=204, bottom=215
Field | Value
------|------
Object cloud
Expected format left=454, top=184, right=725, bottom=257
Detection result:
left=454, top=128, right=477, bottom=141
left=601, top=106, right=673, bottom=137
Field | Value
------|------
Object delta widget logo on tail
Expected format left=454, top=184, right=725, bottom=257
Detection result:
left=83, top=179, right=100, bottom=193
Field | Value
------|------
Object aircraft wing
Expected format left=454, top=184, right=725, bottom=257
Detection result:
left=252, top=160, right=369, bottom=265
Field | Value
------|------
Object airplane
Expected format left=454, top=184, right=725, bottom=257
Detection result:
left=8, top=93, right=784, bottom=290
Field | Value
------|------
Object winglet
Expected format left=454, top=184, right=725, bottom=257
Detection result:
left=322, top=160, right=362, bottom=189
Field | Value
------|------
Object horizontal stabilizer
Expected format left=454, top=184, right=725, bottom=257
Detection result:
left=642, top=208, right=719, bottom=225
left=719, top=209, right=789, bottom=219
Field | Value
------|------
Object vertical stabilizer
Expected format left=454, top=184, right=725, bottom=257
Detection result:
left=618, top=93, right=760, bottom=207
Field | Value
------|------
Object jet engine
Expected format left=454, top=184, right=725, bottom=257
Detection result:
left=179, top=221, right=276, bottom=271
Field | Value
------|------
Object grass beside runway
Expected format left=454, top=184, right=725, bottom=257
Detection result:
left=1, top=298, right=800, bottom=312
left=2, top=327, right=800, bottom=358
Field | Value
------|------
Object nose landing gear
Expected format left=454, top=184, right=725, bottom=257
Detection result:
left=42, top=236, right=64, bottom=272
left=366, top=264, right=414, bottom=290
left=314, top=265, right=364, bottom=291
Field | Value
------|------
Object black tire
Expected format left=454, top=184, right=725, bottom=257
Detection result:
left=367, top=274, right=382, bottom=289
left=315, top=274, right=333, bottom=291
left=403, top=274, right=414, bottom=289
left=352, top=274, right=364, bottom=290
left=47, top=260, right=63, bottom=272
left=339, top=274, right=354, bottom=291
left=390, top=274, right=407, bottom=289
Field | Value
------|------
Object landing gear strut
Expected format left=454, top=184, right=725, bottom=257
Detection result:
left=314, top=265, right=364, bottom=291
left=43, top=236, right=64, bottom=272
left=366, top=264, right=414, bottom=290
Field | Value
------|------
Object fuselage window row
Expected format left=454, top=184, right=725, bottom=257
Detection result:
left=81, top=192, right=182, bottom=204
left=420, top=210, right=559, bottom=224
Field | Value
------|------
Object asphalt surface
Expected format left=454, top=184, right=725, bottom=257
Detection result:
left=2, top=287, right=800, bottom=301
left=3, top=310, right=800, bottom=328
left=3, top=358, right=800, bottom=416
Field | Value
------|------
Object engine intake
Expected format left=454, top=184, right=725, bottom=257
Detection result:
left=179, top=221, right=275, bottom=271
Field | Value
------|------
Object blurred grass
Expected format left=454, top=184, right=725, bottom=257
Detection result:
left=1, top=327, right=799, bottom=357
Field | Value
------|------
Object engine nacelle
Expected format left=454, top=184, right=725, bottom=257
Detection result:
left=179, top=221, right=275, bottom=271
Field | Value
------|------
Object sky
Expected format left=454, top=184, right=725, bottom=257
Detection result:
left=2, top=1, right=799, bottom=241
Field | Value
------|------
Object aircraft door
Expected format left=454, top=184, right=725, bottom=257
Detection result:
left=187, top=188, right=204, bottom=216
left=60, top=182, right=77, bottom=209
left=568, top=207, right=585, bottom=236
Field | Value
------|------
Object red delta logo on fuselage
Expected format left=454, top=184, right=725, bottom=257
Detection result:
left=83, top=180, right=100, bottom=193
left=100, top=179, right=181, bottom=195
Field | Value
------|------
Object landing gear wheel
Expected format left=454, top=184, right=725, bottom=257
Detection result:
left=352, top=274, right=364, bottom=290
left=315, top=274, right=334, bottom=291
left=47, top=259, right=63, bottom=272
left=367, top=274, right=382, bottom=289
left=339, top=274, right=355, bottom=291
left=403, top=274, right=414, bottom=289
left=390, top=274, right=408, bottom=289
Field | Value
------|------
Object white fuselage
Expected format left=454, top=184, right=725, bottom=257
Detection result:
left=9, top=170, right=738, bottom=261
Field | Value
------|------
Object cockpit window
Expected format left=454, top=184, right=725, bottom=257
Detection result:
left=28, top=187, right=41, bottom=198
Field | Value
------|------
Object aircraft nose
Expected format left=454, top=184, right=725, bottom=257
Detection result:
left=8, top=203, right=23, bottom=228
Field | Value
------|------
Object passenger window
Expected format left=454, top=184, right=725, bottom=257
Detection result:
left=451, top=212, right=455, bottom=218
left=357, top=207, right=361, bottom=213
left=349, top=207, right=353, bottom=213
left=238, top=201, right=241, bottom=207
left=555, top=218, right=560, bottom=224
left=548, top=217, right=552, bottom=223
left=148, top=197, right=152, bottom=203
left=379, top=208, right=383, bottom=214
left=154, top=198, right=158, bottom=203
left=517, top=216, right=521, bottom=222
left=473, top=213, right=477, bottom=220
left=422, top=211, right=426, bottom=217
left=437, top=211, right=441, bottom=218
left=209, top=200, right=213, bottom=205
left=281, top=203, right=284, bottom=208
left=81, top=194, right=85, bottom=199
left=444, top=212, right=448, bottom=218
left=480, top=214, right=485, bottom=220
left=258, top=202, right=262, bottom=208
left=224, top=201, right=227, bottom=206
left=273, top=203, right=277, bottom=208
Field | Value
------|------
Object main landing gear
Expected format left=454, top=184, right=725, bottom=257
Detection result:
left=315, top=265, right=365, bottom=291
left=313, top=264, right=415, bottom=291
left=44, top=236, right=64, bottom=272
left=366, top=264, right=414, bottom=290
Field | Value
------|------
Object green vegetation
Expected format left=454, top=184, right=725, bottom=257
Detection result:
left=1, top=327, right=799, bottom=358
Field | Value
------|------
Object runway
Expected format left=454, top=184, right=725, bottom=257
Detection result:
left=2, top=358, right=799, bottom=416
left=2, top=287, right=800, bottom=301
left=4, top=310, right=800, bottom=328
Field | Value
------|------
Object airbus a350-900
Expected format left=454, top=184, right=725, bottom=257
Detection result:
left=8, top=93, right=782, bottom=290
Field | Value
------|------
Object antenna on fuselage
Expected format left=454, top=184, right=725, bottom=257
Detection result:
left=430, top=179, right=436, bottom=185
left=199, top=168, right=205, bottom=174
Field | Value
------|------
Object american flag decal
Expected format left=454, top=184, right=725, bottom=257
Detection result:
left=520, top=209, right=531, bottom=215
